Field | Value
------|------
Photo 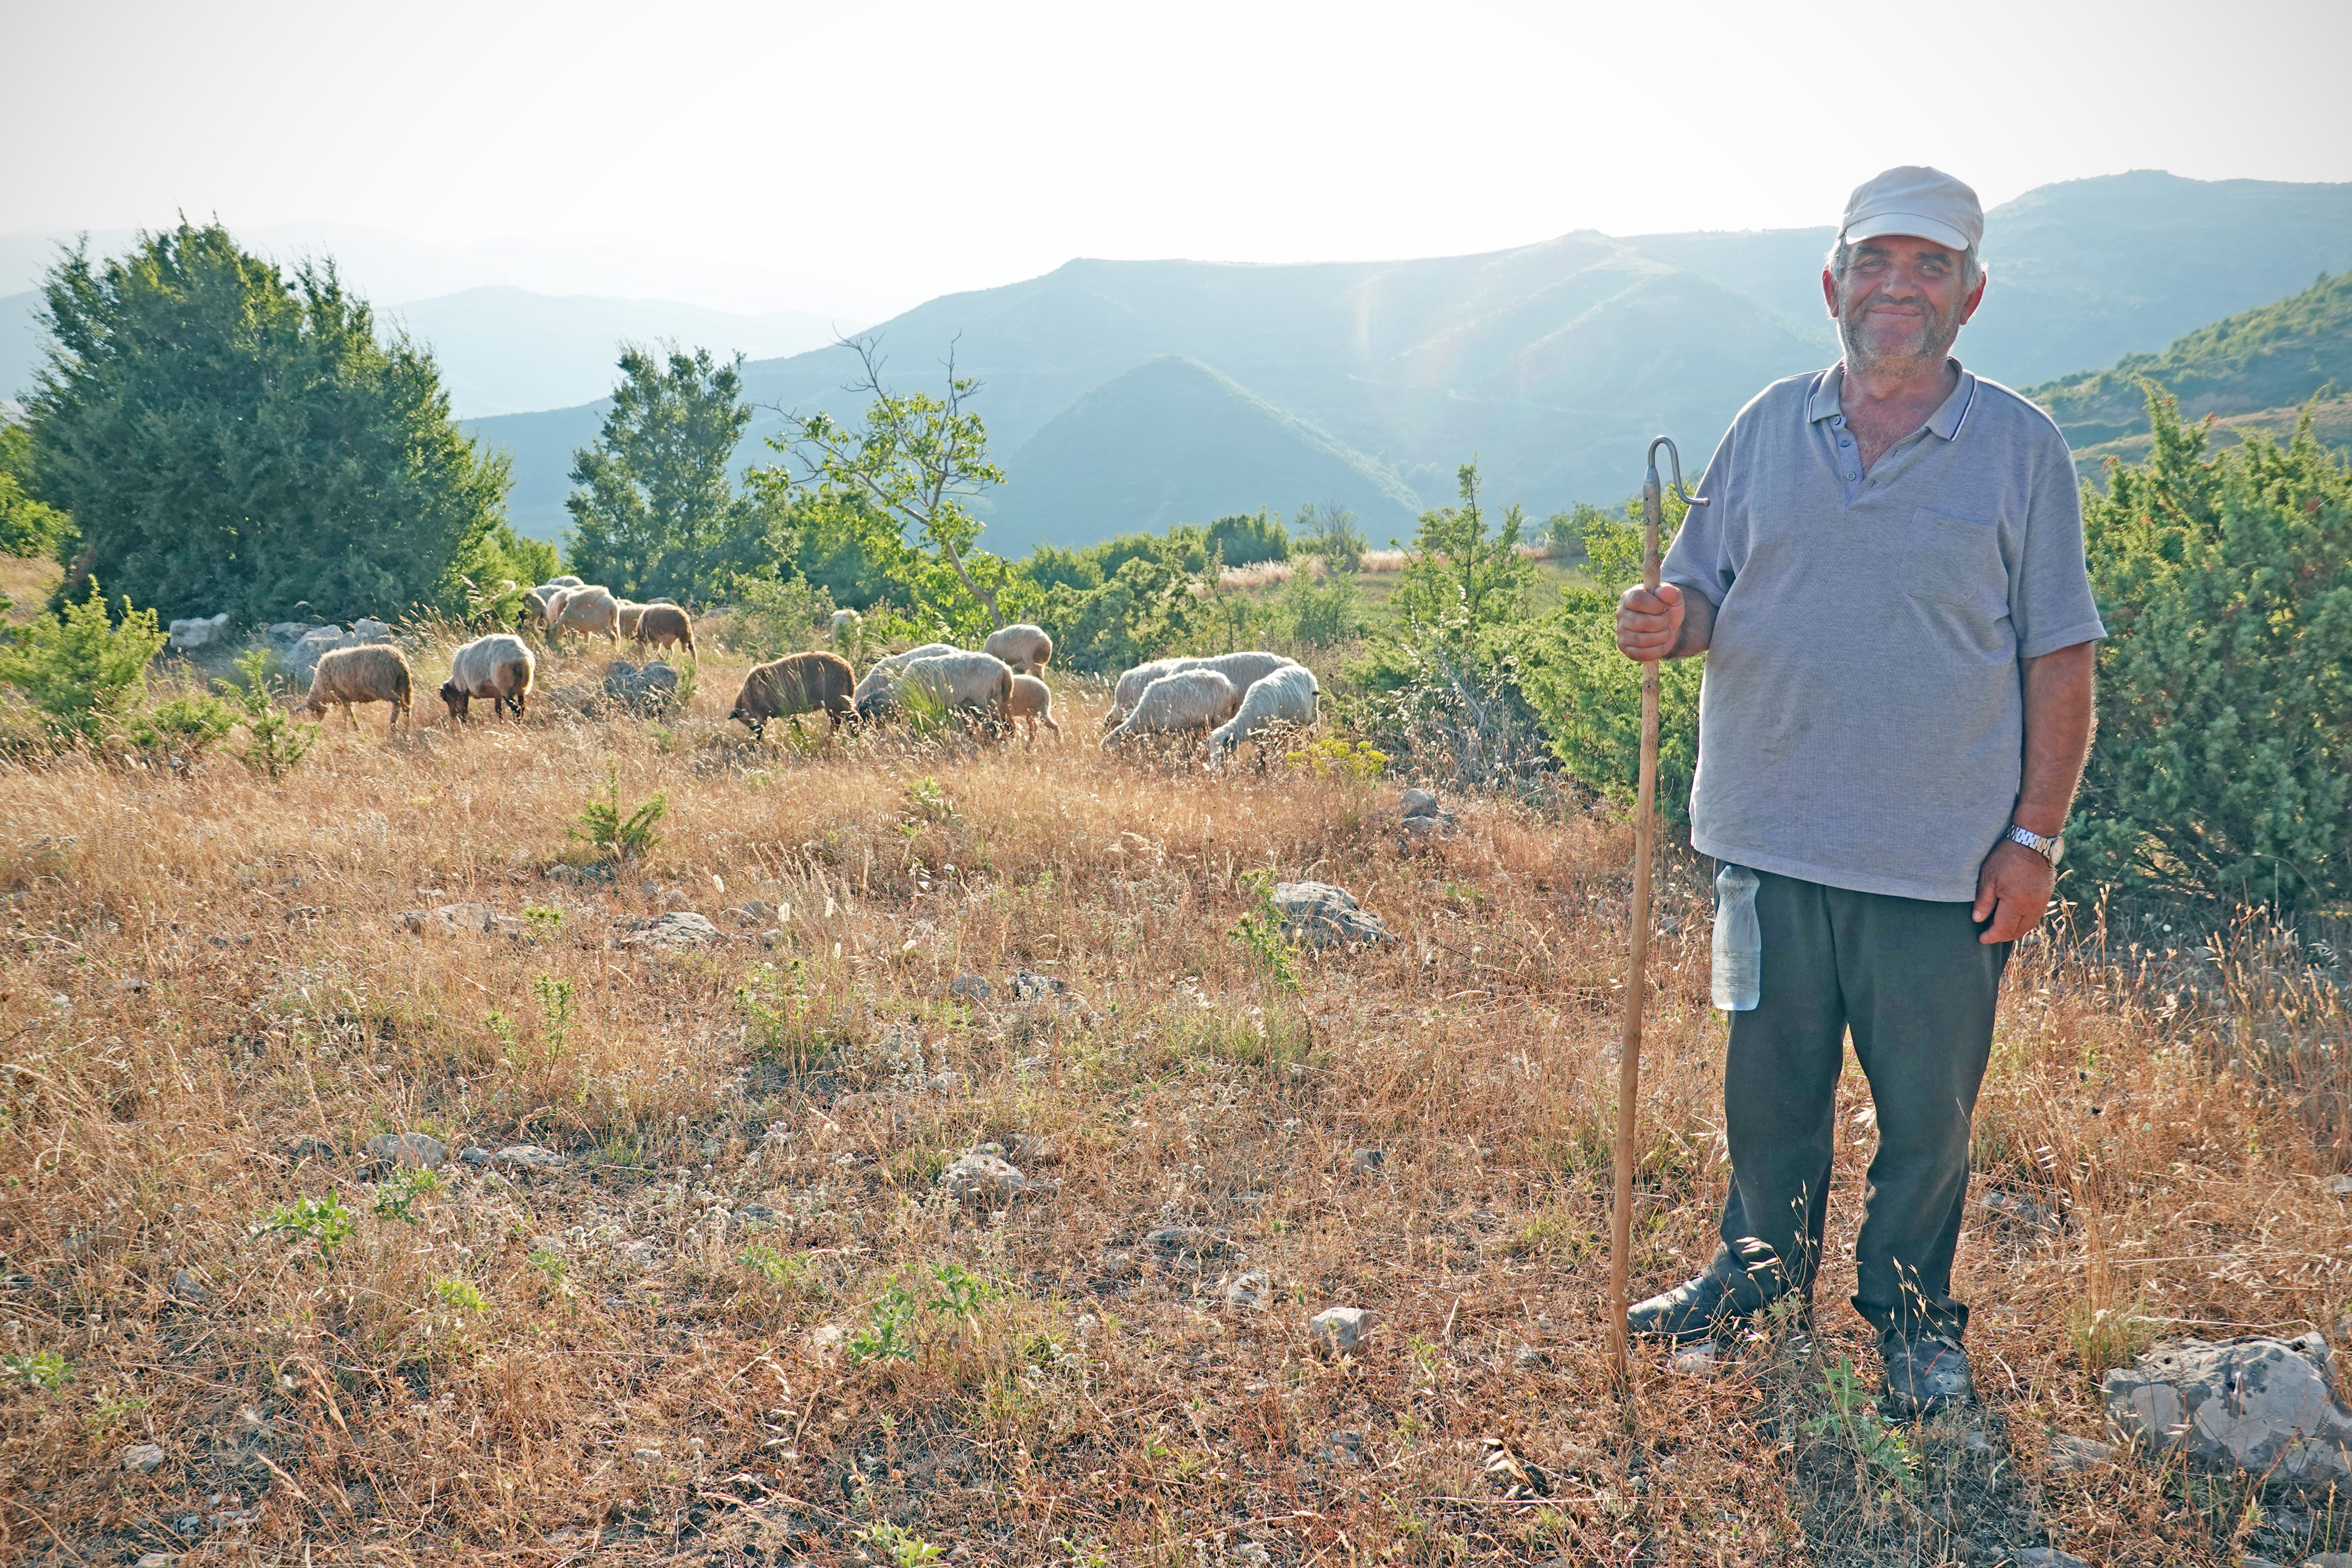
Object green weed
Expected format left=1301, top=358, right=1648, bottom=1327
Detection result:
left=572, top=763, right=667, bottom=860
left=256, top=1191, right=355, bottom=1258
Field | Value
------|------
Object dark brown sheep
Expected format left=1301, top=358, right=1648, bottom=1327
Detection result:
left=729, top=651, right=856, bottom=739
left=302, top=644, right=413, bottom=736
left=633, top=604, right=695, bottom=657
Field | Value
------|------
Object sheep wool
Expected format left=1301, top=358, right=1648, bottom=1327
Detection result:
left=1102, top=668, right=1239, bottom=751
left=441, top=633, right=535, bottom=722
left=1209, top=664, right=1320, bottom=765
left=304, top=643, right=414, bottom=735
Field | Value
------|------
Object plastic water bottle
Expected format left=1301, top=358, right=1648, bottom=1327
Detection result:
left=1711, top=864, right=1761, bottom=1012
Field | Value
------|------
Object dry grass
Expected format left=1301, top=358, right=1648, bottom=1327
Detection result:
left=1, top=629, right=2347, bottom=1566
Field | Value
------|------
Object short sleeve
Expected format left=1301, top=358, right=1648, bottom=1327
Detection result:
left=2011, top=435, right=2107, bottom=659
left=1660, top=427, right=1739, bottom=607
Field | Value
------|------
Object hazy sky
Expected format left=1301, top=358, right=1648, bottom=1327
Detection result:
left=7, top=0, right=2349, bottom=314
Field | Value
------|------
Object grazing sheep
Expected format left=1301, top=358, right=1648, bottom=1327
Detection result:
left=546, top=576, right=584, bottom=589
left=852, top=643, right=959, bottom=714
left=545, top=585, right=622, bottom=644
left=1007, top=673, right=1061, bottom=743
left=1105, top=651, right=1294, bottom=726
left=1209, top=664, right=1320, bottom=766
left=439, top=633, right=535, bottom=723
left=1102, top=669, right=1239, bottom=753
left=983, top=623, right=1054, bottom=674
left=865, top=651, right=1014, bottom=729
left=730, top=651, right=857, bottom=738
left=633, top=603, right=695, bottom=656
left=615, top=601, right=645, bottom=637
left=303, top=644, right=413, bottom=735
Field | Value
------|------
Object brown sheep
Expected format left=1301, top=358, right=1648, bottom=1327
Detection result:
left=439, top=633, right=535, bottom=723
left=303, top=644, right=413, bottom=735
left=729, top=651, right=856, bottom=739
left=633, top=603, right=694, bottom=657
left=1008, top=673, right=1060, bottom=743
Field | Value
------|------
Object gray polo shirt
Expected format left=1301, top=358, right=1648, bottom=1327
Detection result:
left=1661, top=361, right=2106, bottom=902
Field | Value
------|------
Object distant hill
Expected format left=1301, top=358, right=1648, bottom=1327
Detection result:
left=387, top=287, right=861, bottom=417
left=2029, top=269, right=2352, bottom=444
left=1, top=291, right=44, bottom=401
left=987, top=356, right=1424, bottom=555
left=2068, top=393, right=2352, bottom=485
left=465, top=171, right=2352, bottom=547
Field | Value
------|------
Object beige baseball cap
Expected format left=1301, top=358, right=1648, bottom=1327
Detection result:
left=1840, top=165, right=1983, bottom=252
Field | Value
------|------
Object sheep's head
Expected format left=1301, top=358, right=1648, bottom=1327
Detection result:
left=438, top=681, right=470, bottom=721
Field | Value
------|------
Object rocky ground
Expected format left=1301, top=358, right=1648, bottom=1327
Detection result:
left=0, top=632, right=2349, bottom=1566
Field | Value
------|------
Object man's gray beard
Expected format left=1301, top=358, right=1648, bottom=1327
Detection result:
left=1838, top=291, right=1967, bottom=376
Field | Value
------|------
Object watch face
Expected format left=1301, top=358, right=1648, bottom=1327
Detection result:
left=2047, top=838, right=2066, bottom=868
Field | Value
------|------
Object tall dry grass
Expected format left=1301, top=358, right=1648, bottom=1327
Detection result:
left=0, top=626, right=2345, bottom=1565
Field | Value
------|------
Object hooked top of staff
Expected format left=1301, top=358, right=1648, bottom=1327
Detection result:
left=1645, top=435, right=1708, bottom=508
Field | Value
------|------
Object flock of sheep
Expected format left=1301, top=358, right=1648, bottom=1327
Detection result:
left=292, top=580, right=1322, bottom=766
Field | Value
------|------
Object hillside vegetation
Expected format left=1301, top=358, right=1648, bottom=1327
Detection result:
left=2030, top=268, right=2352, bottom=445
left=2, top=629, right=2349, bottom=1566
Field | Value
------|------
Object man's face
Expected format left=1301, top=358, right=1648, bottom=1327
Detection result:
left=1821, top=235, right=1986, bottom=367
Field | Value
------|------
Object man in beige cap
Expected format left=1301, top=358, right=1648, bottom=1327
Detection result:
left=1613, top=167, right=2103, bottom=1414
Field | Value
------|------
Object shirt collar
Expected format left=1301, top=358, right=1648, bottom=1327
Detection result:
left=1808, top=359, right=1978, bottom=440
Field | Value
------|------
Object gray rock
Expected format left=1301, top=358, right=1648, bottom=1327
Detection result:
left=617, top=1238, right=662, bottom=1270
left=1672, top=1341, right=1718, bottom=1375
left=459, top=1146, right=492, bottom=1167
left=2104, top=1335, right=2352, bottom=1489
left=492, top=1144, right=566, bottom=1171
left=1981, top=1187, right=2062, bottom=1230
left=121, top=1440, right=166, bottom=1473
left=2046, top=1433, right=2116, bottom=1473
left=737, top=1204, right=780, bottom=1230
left=923, top=1071, right=968, bottom=1096
left=2324, top=1175, right=2352, bottom=1198
left=1230, top=1545, right=1271, bottom=1568
left=2233, top=1555, right=2285, bottom=1568
left=169, top=1268, right=211, bottom=1305
left=1324, top=1427, right=1366, bottom=1464
left=136, top=1554, right=175, bottom=1568
left=603, top=660, right=680, bottom=715
left=939, top=1151, right=1030, bottom=1206
left=2298, top=1556, right=2352, bottom=1568
left=620, top=912, right=723, bottom=951
left=351, top=617, right=393, bottom=643
left=1225, top=1271, right=1271, bottom=1309
left=1010, top=970, right=1066, bottom=1002
left=1399, top=788, right=1439, bottom=816
left=1143, top=1225, right=1231, bottom=1258
left=949, top=974, right=993, bottom=1003
left=398, top=902, right=501, bottom=937
left=266, top=621, right=318, bottom=648
left=286, top=1136, right=338, bottom=1163
left=364, top=1132, right=447, bottom=1170
left=807, top=1324, right=847, bottom=1354
left=1515, top=1344, right=1550, bottom=1369
left=1351, top=1148, right=1386, bottom=1175
left=1272, top=881, right=1394, bottom=947
left=287, top=626, right=351, bottom=679
left=2006, top=1552, right=2091, bottom=1568
left=167, top=612, right=230, bottom=650
left=1309, top=1305, right=1375, bottom=1354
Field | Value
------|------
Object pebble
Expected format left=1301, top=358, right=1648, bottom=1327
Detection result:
left=1515, top=1344, right=1550, bottom=1369
left=363, top=1132, right=447, bottom=1170
left=807, top=1325, right=847, bottom=1355
left=1671, top=1341, right=1718, bottom=1375
left=1309, top=1306, right=1375, bottom=1354
left=136, top=1555, right=174, bottom=1568
left=2324, top=1175, right=2352, bottom=1198
left=939, top=1151, right=1031, bottom=1206
left=924, top=1071, right=969, bottom=1096
left=2045, top=1433, right=2116, bottom=1473
left=1225, top=1271, right=1271, bottom=1310
left=1143, top=1225, right=1231, bottom=1258
left=169, top=1268, right=211, bottom=1305
left=286, top=1136, right=338, bottom=1163
left=121, top=1441, right=166, bottom=1473
left=2006, top=1551, right=2092, bottom=1568
left=619, top=912, right=723, bottom=950
left=490, top=1144, right=566, bottom=1171
left=949, top=974, right=992, bottom=1003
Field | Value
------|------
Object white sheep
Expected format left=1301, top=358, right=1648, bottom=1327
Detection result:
left=1007, top=673, right=1060, bottom=743
left=440, top=633, right=535, bottom=722
left=544, top=585, right=622, bottom=644
left=876, top=651, right=1014, bottom=729
left=828, top=608, right=864, bottom=658
left=983, top=623, right=1054, bottom=674
left=1105, top=651, right=1295, bottom=726
left=1102, top=669, right=1239, bottom=753
left=1209, top=664, right=1320, bottom=766
left=851, top=643, right=959, bottom=713
left=546, top=575, right=584, bottom=589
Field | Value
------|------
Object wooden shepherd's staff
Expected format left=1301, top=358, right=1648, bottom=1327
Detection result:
left=1608, top=435, right=1701, bottom=1387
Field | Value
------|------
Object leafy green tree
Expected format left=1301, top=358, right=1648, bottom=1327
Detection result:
left=2071, top=389, right=2352, bottom=909
left=565, top=345, right=757, bottom=600
left=1207, top=508, right=1289, bottom=567
left=1517, top=492, right=1705, bottom=826
left=769, top=337, right=1023, bottom=637
left=743, top=484, right=918, bottom=609
left=0, top=417, right=72, bottom=561
left=1280, top=567, right=1361, bottom=649
left=24, top=221, right=524, bottom=625
left=1292, top=501, right=1363, bottom=573
left=1390, top=462, right=1536, bottom=636
left=1035, top=535, right=1216, bottom=674
left=0, top=577, right=168, bottom=745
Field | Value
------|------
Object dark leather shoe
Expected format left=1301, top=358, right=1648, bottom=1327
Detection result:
left=1627, top=1268, right=1768, bottom=1344
left=1881, top=1328, right=1973, bottom=1416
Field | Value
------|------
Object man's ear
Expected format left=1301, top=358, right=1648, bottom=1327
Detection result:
left=1958, top=272, right=1988, bottom=326
left=1821, top=266, right=1841, bottom=318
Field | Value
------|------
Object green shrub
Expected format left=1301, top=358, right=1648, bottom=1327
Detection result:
left=2073, top=390, right=2352, bottom=909
left=572, top=764, right=667, bottom=861
left=0, top=577, right=168, bottom=745
left=1280, top=567, right=1361, bottom=649
left=229, top=649, right=315, bottom=779
left=123, top=689, right=240, bottom=764
left=1207, top=507, right=1289, bottom=567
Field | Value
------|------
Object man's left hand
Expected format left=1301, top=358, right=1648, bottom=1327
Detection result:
left=1972, top=838, right=2056, bottom=944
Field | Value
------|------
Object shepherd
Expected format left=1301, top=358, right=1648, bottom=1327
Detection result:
left=1612, top=167, right=2104, bottom=1415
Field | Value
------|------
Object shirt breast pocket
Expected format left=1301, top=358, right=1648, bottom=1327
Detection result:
left=1904, top=507, right=2012, bottom=652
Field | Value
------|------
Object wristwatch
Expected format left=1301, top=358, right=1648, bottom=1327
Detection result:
left=2004, top=823, right=2066, bottom=867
